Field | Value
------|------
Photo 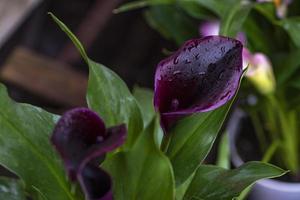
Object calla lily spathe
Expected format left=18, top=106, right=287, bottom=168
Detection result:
left=51, top=108, right=126, bottom=200
left=154, top=36, right=243, bottom=131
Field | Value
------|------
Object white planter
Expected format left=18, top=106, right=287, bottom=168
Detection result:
left=228, top=109, right=300, bottom=200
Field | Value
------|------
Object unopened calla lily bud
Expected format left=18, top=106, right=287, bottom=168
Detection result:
left=244, top=52, right=276, bottom=95
left=51, top=108, right=127, bottom=200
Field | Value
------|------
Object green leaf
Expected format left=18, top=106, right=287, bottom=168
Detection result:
left=0, top=177, right=26, bottom=200
left=166, top=101, right=232, bottom=186
left=181, top=0, right=232, bottom=17
left=49, top=13, right=143, bottom=148
left=132, top=87, right=165, bottom=147
left=273, top=50, right=300, bottom=86
left=144, top=5, right=198, bottom=45
left=183, top=0, right=241, bottom=18
left=113, top=0, right=174, bottom=13
left=254, top=2, right=278, bottom=24
left=220, top=1, right=253, bottom=37
left=280, top=17, right=300, bottom=47
left=133, top=86, right=155, bottom=127
left=0, top=84, right=79, bottom=200
left=102, top=117, right=175, bottom=200
left=177, top=1, right=216, bottom=20
left=183, top=162, right=287, bottom=200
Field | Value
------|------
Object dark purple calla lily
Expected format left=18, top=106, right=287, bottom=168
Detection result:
left=51, top=108, right=126, bottom=200
left=154, top=36, right=243, bottom=131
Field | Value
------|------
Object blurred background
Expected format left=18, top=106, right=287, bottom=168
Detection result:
left=0, top=0, right=174, bottom=113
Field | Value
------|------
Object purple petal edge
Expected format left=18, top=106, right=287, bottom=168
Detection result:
left=51, top=108, right=127, bottom=200
left=154, top=36, right=243, bottom=131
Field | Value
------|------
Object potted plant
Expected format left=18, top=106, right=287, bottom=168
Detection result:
left=0, top=13, right=286, bottom=199
left=227, top=25, right=300, bottom=199
left=113, top=0, right=300, bottom=199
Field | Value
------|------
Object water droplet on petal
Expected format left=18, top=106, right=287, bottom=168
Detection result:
left=96, top=136, right=104, bottom=143
left=218, top=70, right=225, bottom=79
left=173, top=56, right=179, bottom=65
left=171, top=98, right=179, bottom=111
left=221, top=46, right=225, bottom=54
left=173, top=70, right=181, bottom=75
left=185, top=59, right=191, bottom=64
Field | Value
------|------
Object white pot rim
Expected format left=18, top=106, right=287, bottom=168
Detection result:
left=228, top=109, right=300, bottom=192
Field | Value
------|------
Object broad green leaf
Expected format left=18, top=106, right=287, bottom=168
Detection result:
left=243, top=16, right=273, bottom=54
left=183, top=162, right=287, bottom=200
left=114, top=0, right=174, bottom=13
left=181, top=0, right=229, bottom=17
left=177, top=1, right=216, bottom=20
left=175, top=174, right=194, bottom=200
left=254, top=2, right=277, bottom=24
left=290, top=76, right=300, bottom=89
left=280, top=17, right=300, bottom=47
left=102, top=117, right=175, bottom=200
left=50, top=13, right=143, bottom=148
left=273, top=50, right=300, bottom=86
left=182, top=0, right=240, bottom=18
left=0, top=84, right=79, bottom=200
left=220, top=1, right=253, bottom=37
left=166, top=101, right=232, bottom=186
left=133, top=87, right=164, bottom=146
left=144, top=5, right=198, bottom=45
left=0, top=177, right=26, bottom=200
left=133, top=86, right=155, bottom=127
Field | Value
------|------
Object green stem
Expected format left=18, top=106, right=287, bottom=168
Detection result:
left=249, top=110, right=267, bottom=153
left=267, top=94, right=299, bottom=173
left=262, top=140, right=280, bottom=163
left=161, top=134, right=171, bottom=153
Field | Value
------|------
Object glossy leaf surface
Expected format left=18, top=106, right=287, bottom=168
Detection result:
left=50, top=13, right=143, bottom=148
left=103, top=118, right=175, bottom=200
left=133, top=86, right=155, bottom=127
left=166, top=102, right=232, bottom=185
left=183, top=162, right=287, bottom=200
left=0, top=84, right=79, bottom=200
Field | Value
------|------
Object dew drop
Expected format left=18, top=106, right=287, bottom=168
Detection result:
left=185, top=59, right=191, bottom=64
left=171, top=98, right=179, bottom=111
left=96, top=136, right=104, bottom=143
left=218, top=70, right=225, bottom=79
left=221, top=46, right=225, bottom=54
left=173, top=56, right=179, bottom=65
left=173, top=70, right=181, bottom=75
